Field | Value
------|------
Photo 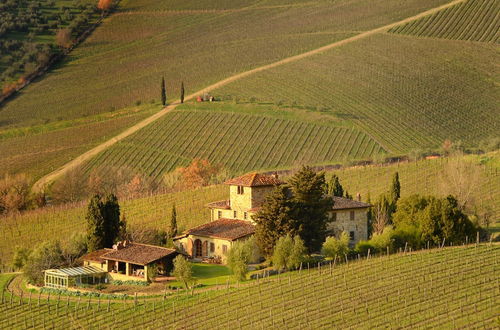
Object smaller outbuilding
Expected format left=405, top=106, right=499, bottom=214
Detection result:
left=44, top=266, right=107, bottom=289
left=80, top=241, right=178, bottom=282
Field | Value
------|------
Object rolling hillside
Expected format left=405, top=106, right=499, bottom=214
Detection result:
left=1, top=244, right=498, bottom=328
left=14, top=0, right=495, bottom=189
left=0, top=0, right=449, bottom=128
left=81, top=104, right=384, bottom=182
left=389, top=0, right=499, bottom=42
left=1, top=153, right=497, bottom=270
left=214, top=32, right=498, bottom=153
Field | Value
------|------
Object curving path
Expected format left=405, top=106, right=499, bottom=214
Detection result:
left=32, top=0, right=465, bottom=192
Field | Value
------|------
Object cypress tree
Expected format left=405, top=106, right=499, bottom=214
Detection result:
left=102, top=194, right=121, bottom=248
left=390, top=172, right=401, bottom=205
left=180, top=82, right=185, bottom=104
left=169, top=204, right=178, bottom=237
left=86, top=195, right=105, bottom=252
left=288, top=166, right=333, bottom=253
left=161, top=77, right=166, bottom=106
left=328, top=174, right=344, bottom=197
left=389, top=171, right=401, bottom=216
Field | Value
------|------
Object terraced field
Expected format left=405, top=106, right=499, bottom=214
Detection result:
left=389, top=0, right=500, bottom=43
left=81, top=105, right=384, bottom=182
left=0, top=185, right=226, bottom=270
left=215, top=33, right=499, bottom=153
left=1, top=245, right=498, bottom=328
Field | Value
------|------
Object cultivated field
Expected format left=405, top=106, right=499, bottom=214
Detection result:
left=0, top=0, right=450, bottom=128
left=0, top=105, right=157, bottom=180
left=0, top=185, right=226, bottom=271
left=1, top=153, right=498, bottom=270
left=1, top=245, right=498, bottom=328
left=214, top=32, right=499, bottom=153
left=389, top=0, right=500, bottom=43
left=81, top=104, right=384, bottom=182
left=328, top=152, right=500, bottom=224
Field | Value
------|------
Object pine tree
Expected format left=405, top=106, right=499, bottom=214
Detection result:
left=86, top=195, right=105, bottom=252
left=253, top=185, right=297, bottom=258
left=102, top=194, right=121, bottom=248
left=288, top=166, right=333, bottom=253
left=161, top=77, right=166, bottom=106
left=328, top=174, right=344, bottom=197
left=169, top=204, right=178, bottom=237
left=180, top=82, right=185, bottom=104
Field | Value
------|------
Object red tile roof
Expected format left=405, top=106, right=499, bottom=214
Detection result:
left=224, top=172, right=283, bottom=187
left=83, top=243, right=177, bottom=266
left=186, top=219, right=255, bottom=240
left=206, top=200, right=231, bottom=209
left=81, top=249, right=112, bottom=263
left=332, top=196, right=371, bottom=210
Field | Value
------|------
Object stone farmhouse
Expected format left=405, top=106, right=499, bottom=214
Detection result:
left=174, top=173, right=370, bottom=262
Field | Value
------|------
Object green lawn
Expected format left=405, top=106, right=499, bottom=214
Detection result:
left=169, top=263, right=234, bottom=287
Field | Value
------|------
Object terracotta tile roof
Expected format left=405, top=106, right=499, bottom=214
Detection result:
left=332, top=196, right=371, bottom=210
left=186, top=218, right=255, bottom=240
left=81, top=249, right=112, bottom=263
left=206, top=200, right=231, bottom=209
left=98, top=243, right=177, bottom=266
left=224, top=172, right=283, bottom=187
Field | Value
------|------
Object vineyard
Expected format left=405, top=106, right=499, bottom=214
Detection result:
left=389, top=0, right=500, bottom=43
left=215, top=32, right=499, bottom=154
left=1, top=245, right=498, bottom=328
left=80, top=106, right=384, bottom=182
left=1, top=153, right=498, bottom=271
left=328, top=153, right=500, bottom=221
left=0, top=185, right=227, bottom=271
left=0, top=105, right=156, bottom=180
left=0, top=0, right=450, bottom=128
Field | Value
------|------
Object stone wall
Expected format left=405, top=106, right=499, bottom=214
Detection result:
left=326, top=208, right=369, bottom=245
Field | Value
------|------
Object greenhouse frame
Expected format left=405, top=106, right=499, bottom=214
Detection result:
left=44, top=266, right=107, bottom=289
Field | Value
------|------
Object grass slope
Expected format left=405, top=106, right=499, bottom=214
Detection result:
left=81, top=103, right=384, bottom=182
left=1, top=245, right=498, bottom=328
left=389, top=0, right=500, bottom=43
left=215, top=33, right=499, bottom=153
left=0, top=0, right=450, bottom=128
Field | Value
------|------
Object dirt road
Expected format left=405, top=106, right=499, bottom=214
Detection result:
left=32, top=0, right=465, bottom=192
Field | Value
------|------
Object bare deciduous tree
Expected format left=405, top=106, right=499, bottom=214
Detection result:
left=439, top=151, right=481, bottom=210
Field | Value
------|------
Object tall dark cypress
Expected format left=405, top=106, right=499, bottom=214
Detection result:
left=103, top=194, right=121, bottom=247
left=161, top=77, right=167, bottom=106
left=180, top=82, right=185, bottom=104
left=169, top=204, right=178, bottom=237
left=86, top=195, right=105, bottom=252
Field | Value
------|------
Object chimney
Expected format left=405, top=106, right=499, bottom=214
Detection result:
left=356, top=193, right=361, bottom=201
